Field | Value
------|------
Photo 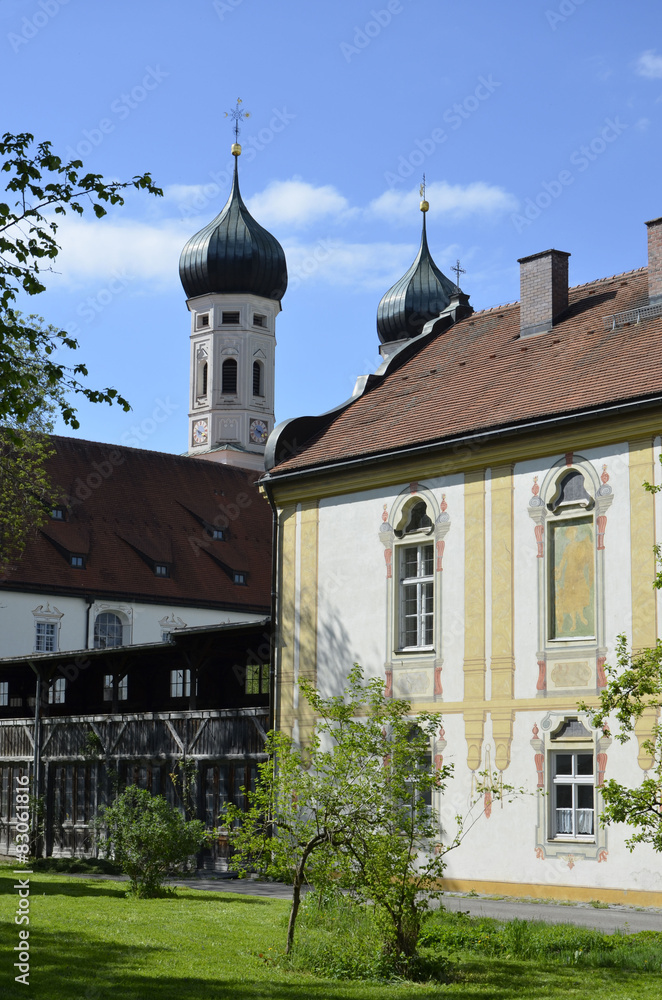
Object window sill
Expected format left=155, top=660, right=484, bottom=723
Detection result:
left=395, top=646, right=435, bottom=655
left=548, top=836, right=596, bottom=844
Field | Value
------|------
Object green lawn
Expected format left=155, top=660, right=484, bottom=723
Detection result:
left=1, top=868, right=661, bottom=999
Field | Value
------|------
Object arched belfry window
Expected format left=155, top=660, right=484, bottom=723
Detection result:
left=94, top=612, right=123, bottom=649
left=252, top=360, right=263, bottom=397
left=221, top=358, right=237, bottom=395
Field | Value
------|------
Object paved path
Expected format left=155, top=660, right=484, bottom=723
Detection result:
left=178, top=877, right=662, bottom=934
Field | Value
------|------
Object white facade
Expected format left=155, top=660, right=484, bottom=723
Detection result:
left=273, top=438, right=662, bottom=904
left=186, top=291, right=279, bottom=471
left=0, top=591, right=263, bottom=659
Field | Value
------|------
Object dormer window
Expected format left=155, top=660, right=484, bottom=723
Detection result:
left=211, top=528, right=224, bottom=540
left=51, top=506, right=65, bottom=521
left=222, top=311, right=240, bottom=325
left=70, top=554, right=85, bottom=568
left=233, top=571, right=247, bottom=585
left=253, top=313, right=266, bottom=328
left=196, top=313, right=210, bottom=330
left=155, top=564, right=169, bottom=577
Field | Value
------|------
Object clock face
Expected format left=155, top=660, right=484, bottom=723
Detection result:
left=192, top=419, right=208, bottom=445
left=249, top=419, right=268, bottom=445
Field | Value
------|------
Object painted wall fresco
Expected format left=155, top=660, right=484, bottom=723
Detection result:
left=550, top=519, right=595, bottom=639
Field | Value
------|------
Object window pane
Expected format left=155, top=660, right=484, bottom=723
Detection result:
left=555, top=808, right=573, bottom=834
left=554, top=754, right=572, bottom=776
left=577, top=784, right=594, bottom=810
left=576, top=753, right=593, bottom=776
left=556, top=784, right=572, bottom=809
left=422, top=544, right=434, bottom=575
left=403, top=548, right=418, bottom=578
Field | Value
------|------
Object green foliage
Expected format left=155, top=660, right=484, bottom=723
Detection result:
left=283, top=893, right=451, bottom=983
left=0, top=131, right=162, bottom=428
left=31, top=855, right=121, bottom=875
left=420, top=910, right=662, bottom=972
left=580, top=634, right=662, bottom=851
left=0, top=312, right=66, bottom=570
left=100, top=786, right=207, bottom=897
left=228, top=665, right=510, bottom=961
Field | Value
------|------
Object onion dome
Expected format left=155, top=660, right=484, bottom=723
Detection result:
left=377, top=206, right=456, bottom=344
left=179, top=154, right=287, bottom=301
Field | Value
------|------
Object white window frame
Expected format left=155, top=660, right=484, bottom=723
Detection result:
left=0, top=681, right=8, bottom=706
left=48, top=676, right=66, bottom=705
left=35, top=620, right=58, bottom=653
left=103, top=674, right=128, bottom=701
left=170, top=668, right=191, bottom=698
left=550, top=749, right=595, bottom=841
left=94, top=612, right=124, bottom=649
left=398, top=542, right=434, bottom=651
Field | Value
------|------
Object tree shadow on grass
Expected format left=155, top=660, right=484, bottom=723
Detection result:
left=0, top=873, right=126, bottom=899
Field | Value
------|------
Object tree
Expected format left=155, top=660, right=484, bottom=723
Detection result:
left=0, top=131, right=162, bottom=428
left=579, top=462, right=662, bottom=852
left=228, top=665, right=503, bottom=961
left=581, top=634, right=662, bottom=851
left=0, top=312, right=65, bottom=570
left=100, top=786, right=207, bottom=897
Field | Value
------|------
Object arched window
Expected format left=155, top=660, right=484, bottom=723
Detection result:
left=252, top=360, right=263, bottom=397
left=94, top=612, right=124, bottom=649
left=221, top=358, right=237, bottom=394
left=397, top=500, right=434, bottom=650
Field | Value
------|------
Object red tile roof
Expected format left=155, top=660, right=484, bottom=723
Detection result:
left=1, top=437, right=271, bottom=611
left=268, top=266, right=662, bottom=475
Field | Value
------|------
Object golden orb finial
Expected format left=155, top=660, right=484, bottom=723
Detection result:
left=419, top=174, right=429, bottom=213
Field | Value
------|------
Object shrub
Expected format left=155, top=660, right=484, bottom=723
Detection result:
left=100, top=786, right=207, bottom=897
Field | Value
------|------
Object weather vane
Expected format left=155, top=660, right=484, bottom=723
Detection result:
left=224, top=98, right=250, bottom=143
left=452, top=258, right=466, bottom=288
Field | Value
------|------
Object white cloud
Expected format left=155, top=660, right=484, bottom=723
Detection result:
left=636, top=50, right=662, bottom=79
left=246, top=178, right=355, bottom=228
left=368, top=181, right=518, bottom=224
left=45, top=217, right=191, bottom=289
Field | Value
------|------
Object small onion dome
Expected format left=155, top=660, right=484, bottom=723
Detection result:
left=377, top=213, right=456, bottom=344
left=179, top=157, right=287, bottom=301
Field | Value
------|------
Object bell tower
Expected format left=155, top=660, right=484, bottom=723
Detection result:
left=179, top=102, right=288, bottom=470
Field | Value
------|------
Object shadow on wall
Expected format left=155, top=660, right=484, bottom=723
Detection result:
left=315, top=603, right=375, bottom=700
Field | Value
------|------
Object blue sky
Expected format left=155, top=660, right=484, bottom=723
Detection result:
left=3, top=0, right=662, bottom=454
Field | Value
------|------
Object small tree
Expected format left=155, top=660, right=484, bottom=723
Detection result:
left=581, top=634, right=662, bottom=851
left=228, top=665, right=502, bottom=959
left=101, top=786, right=207, bottom=897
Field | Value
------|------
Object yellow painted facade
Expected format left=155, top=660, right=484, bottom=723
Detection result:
left=270, top=418, right=662, bottom=906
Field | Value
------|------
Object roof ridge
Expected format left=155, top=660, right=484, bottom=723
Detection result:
left=467, top=265, right=648, bottom=321
left=49, top=434, right=254, bottom=472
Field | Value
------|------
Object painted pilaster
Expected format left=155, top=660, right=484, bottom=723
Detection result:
left=277, top=505, right=297, bottom=736
left=629, top=438, right=659, bottom=769
left=490, top=464, right=515, bottom=770
left=463, top=471, right=486, bottom=770
left=298, top=501, right=319, bottom=748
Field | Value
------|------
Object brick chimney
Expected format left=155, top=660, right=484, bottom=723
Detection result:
left=646, top=217, right=662, bottom=304
left=517, top=249, right=570, bottom=337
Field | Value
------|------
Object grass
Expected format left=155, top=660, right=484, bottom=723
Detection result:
left=0, top=864, right=660, bottom=999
